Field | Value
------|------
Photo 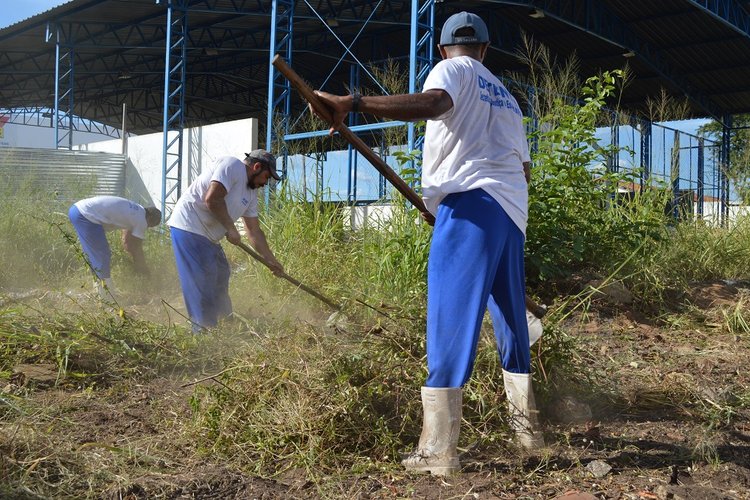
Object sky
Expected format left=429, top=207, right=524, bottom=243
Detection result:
left=0, top=0, right=67, bottom=29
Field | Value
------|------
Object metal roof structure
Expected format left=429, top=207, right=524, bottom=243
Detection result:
left=2, top=0, right=750, bottom=138
left=1, top=0, right=749, bottom=222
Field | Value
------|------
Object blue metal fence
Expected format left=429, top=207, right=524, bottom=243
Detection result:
left=279, top=116, right=728, bottom=225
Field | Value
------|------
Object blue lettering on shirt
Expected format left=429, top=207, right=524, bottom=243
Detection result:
left=477, top=75, right=521, bottom=116
left=242, top=197, right=249, bottom=206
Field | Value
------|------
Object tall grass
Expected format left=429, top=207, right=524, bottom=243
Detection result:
left=615, top=215, right=750, bottom=309
left=0, top=173, right=85, bottom=289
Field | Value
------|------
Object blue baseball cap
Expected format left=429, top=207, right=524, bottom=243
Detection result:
left=439, top=11, right=489, bottom=46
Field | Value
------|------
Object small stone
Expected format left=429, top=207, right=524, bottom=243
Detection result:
left=586, top=459, right=612, bottom=478
left=588, top=279, right=633, bottom=305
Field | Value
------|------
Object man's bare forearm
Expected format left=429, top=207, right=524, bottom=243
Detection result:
left=122, top=231, right=148, bottom=274
left=358, top=91, right=451, bottom=121
left=205, top=198, right=236, bottom=232
left=246, top=227, right=274, bottom=262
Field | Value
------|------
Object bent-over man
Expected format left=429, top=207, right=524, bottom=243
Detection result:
left=68, top=195, right=161, bottom=297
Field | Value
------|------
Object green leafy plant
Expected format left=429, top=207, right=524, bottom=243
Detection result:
left=526, top=70, right=668, bottom=283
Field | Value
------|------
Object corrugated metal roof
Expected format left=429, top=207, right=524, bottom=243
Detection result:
left=1, top=0, right=750, bottom=136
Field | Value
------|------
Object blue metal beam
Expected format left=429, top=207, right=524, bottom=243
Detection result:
left=640, top=119, right=652, bottom=189
left=0, top=106, right=123, bottom=137
left=408, top=0, right=434, bottom=156
left=697, top=137, right=705, bottom=216
left=686, top=0, right=750, bottom=38
left=492, top=0, right=728, bottom=123
left=160, top=0, right=189, bottom=221
left=186, top=0, right=270, bottom=14
left=284, top=120, right=406, bottom=140
left=721, top=114, right=732, bottom=226
left=48, top=22, right=75, bottom=150
left=266, top=0, right=294, bottom=187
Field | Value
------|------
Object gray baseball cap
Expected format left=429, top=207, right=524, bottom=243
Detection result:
left=440, top=11, right=489, bottom=46
left=245, top=149, right=280, bottom=180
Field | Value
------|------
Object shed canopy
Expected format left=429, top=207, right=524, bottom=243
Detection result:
left=2, top=0, right=750, bottom=135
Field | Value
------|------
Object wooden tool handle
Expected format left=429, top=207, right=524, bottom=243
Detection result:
left=236, top=241, right=340, bottom=311
left=272, top=54, right=430, bottom=217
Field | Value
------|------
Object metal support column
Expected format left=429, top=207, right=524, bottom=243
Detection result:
left=347, top=64, right=361, bottom=203
left=697, top=137, right=704, bottom=218
left=721, top=114, right=732, bottom=227
left=670, top=130, right=681, bottom=220
left=48, top=23, right=75, bottom=150
left=640, top=118, right=651, bottom=190
left=315, top=152, right=325, bottom=200
left=266, top=0, right=294, bottom=198
left=407, top=0, right=435, bottom=159
left=161, top=0, right=188, bottom=221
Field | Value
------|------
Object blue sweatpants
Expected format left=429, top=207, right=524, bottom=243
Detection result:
left=425, top=189, right=530, bottom=388
left=170, top=227, right=232, bottom=331
left=69, top=204, right=111, bottom=279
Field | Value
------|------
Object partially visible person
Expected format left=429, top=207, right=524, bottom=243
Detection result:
left=68, top=195, right=161, bottom=298
left=312, top=11, right=544, bottom=475
left=167, top=149, right=284, bottom=332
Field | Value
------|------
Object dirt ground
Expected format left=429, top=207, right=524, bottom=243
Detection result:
left=2, top=280, right=750, bottom=499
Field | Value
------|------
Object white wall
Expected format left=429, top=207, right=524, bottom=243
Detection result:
left=78, top=118, right=259, bottom=210
left=345, top=204, right=396, bottom=230
left=699, top=201, right=750, bottom=227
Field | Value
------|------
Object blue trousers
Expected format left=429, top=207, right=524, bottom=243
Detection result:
left=170, top=227, right=232, bottom=331
left=425, top=189, right=530, bottom=388
left=69, top=204, right=111, bottom=279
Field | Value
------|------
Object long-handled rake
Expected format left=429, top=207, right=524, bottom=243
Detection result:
left=235, top=241, right=340, bottom=312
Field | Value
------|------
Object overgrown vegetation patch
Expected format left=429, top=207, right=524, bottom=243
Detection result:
left=1, top=44, right=750, bottom=498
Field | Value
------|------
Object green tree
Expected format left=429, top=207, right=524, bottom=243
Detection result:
left=699, top=114, right=750, bottom=203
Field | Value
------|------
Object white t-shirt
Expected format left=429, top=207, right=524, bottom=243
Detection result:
left=167, top=156, right=259, bottom=243
left=74, top=196, right=148, bottom=239
left=422, top=56, right=531, bottom=234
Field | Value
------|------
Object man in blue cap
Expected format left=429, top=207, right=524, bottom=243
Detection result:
left=167, top=150, right=284, bottom=332
left=313, top=11, right=544, bottom=474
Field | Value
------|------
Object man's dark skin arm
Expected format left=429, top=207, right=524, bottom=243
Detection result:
left=122, top=230, right=149, bottom=275
left=313, top=89, right=453, bottom=136
left=312, top=90, right=451, bottom=228
left=313, top=44, right=487, bottom=134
